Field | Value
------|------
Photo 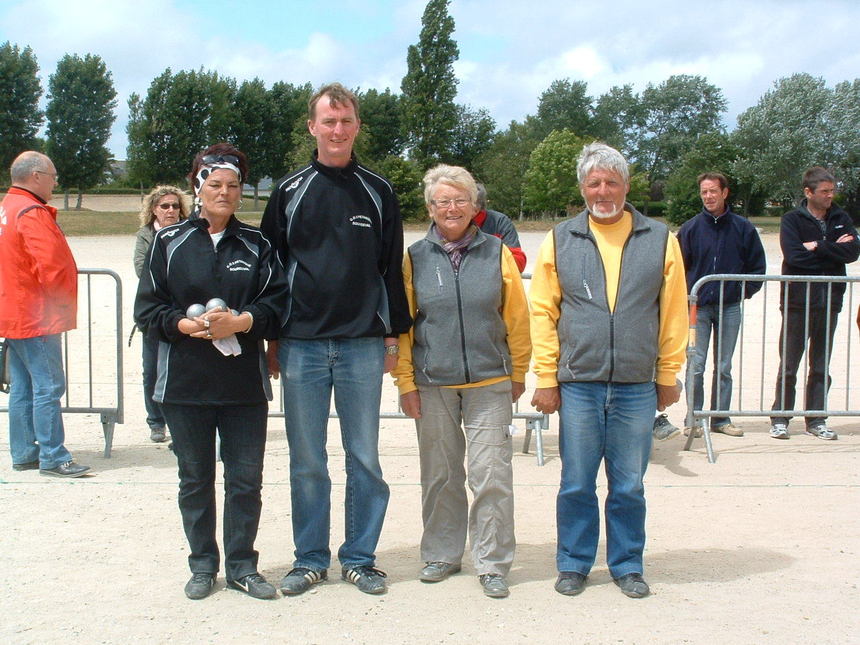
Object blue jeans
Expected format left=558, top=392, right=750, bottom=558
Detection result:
left=556, top=381, right=656, bottom=578
left=7, top=335, right=73, bottom=469
left=161, top=402, right=268, bottom=581
left=141, top=334, right=165, bottom=430
left=278, top=337, right=389, bottom=570
left=691, top=302, right=741, bottom=427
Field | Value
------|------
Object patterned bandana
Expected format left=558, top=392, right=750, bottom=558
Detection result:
left=433, top=223, right=478, bottom=271
left=193, top=161, right=242, bottom=196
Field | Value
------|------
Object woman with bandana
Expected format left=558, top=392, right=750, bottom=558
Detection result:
left=134, top=143, right=288, bottom=601
left=133, top=185, right=189, bottom=443
left=391, top=165, right=531, bottom=599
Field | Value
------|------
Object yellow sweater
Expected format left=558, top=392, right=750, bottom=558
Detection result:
left=529, top=211, right=688, bottom=388
left=393, top=244, right=531, bottom=395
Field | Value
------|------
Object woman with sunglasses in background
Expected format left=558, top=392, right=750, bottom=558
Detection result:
left=133, top=185, right=189, bottom=443
left=134, top=143, right=287, bottom=600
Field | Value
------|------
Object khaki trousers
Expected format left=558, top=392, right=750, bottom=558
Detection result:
left=415, top=380, right=515, bottom=576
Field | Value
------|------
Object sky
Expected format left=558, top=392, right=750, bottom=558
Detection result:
left=2, top=0, right=858, bottom=159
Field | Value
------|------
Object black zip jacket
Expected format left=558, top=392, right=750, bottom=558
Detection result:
left=676, top=208, right=766, bottom=306
left=779, top=201, right=859, bottom=312
left=260, top=152, right=411, bottom=340
left=134, top=216, right=288, bottom=405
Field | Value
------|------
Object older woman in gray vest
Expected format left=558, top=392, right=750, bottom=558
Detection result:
left=392, top=165, right=531, bottom=599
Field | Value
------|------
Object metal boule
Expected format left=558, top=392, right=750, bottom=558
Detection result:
left=205, top=297, right=227, bottom=312
left=186, top=303, right=205, bottom=318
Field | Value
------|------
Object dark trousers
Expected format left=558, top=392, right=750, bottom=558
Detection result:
left=771, top=308, right=839, bottom=428
left=141, top=335, right=165, bottom=430
left=161, top=402, right=268, bottom=581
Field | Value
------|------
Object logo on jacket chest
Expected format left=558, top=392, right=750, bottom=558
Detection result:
left=227, top=259, right=252, bottom=272
left=350, top=215, right=373, bottom=229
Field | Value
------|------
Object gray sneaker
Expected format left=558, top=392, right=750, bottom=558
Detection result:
left=770, top=422, right=789, bottom=439
left=279, top=567, right=327, bottom=595
left=805, top=425, right=837, bottom=440
left=342, top=565, right=387, bottom=595
left=420, top=561, right=461, bottom=582
left=652, top=414, right=680, bottom=441
left=479, top=574, right=509, bottom=598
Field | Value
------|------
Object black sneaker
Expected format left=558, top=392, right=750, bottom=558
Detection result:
left=150, top=427, right=167, bottom=443
left=12, top=460, right=39, bottom=471
left=479, top=573, right=510, bottom=598
left=554, top=571, right=587, bottom=596
left=227, top=573, right=277, bottom=599
left=279, top=567, right=327, bottom=595
left=614, top=572, right=650, bottom=598
left=341, top=565, right=387, bottom=595
left=184, top=572, right=216, bottom=600
left=40, top=461, right=91, bottom=478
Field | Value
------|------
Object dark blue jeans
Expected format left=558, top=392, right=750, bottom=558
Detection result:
left=141, top=335, right=165, bottom=430
left=161, top=402, right=268, bottom=581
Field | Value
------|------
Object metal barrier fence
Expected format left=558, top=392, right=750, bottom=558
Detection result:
left=267, top=270, right=552, bottom=465
left=683, top=274, right=859, bottom=463
left=0, top=269, right=124, bottom=458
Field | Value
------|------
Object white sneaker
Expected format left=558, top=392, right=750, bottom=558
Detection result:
left=805, top=425, right=837, bottom=440
left=770, top=423, right=789, bottom=439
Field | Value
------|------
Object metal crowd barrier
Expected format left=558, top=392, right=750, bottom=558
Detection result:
left=683, top=274, right=859, bottom=463
left=0, top=269, right=124, bottom=458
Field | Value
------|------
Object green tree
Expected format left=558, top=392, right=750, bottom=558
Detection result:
left=522, top=129, right=589, bottom=216
left=824, top=79, right=860, bottom=220
left=126, top=68, right=235, bottom=188
left=368, top=155, right=425, bottom=221
left=358, top=88, right=405, bottom=162
left=400, top=0, right=459, bottom=166
left=0, top=42, right=43, bottom=173
left=265, top=81, right=313, bottom=178
left=45, top=54, right=117, bottom=209
left=448, top=104, right=495, bottom=171
left=633, top=75, right=727, bottom=188
left=230, top=78, right=271, bottom=208
left=664, top=133, right=741, bottom=225
left=732, top=73, right=830, bottom=208
left=474, top=116, right=544, bottom=218
left=592, top=84, right=643, bottom=153
left=536, top=79, right=593, bottom=138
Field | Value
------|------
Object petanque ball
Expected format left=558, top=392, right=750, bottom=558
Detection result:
left=205, top=297, right=227, bottom=312
left=186, top=303, right=205, bottom=318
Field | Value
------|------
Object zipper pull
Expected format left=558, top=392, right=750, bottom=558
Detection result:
left=436, top=266, right=443, bottom=292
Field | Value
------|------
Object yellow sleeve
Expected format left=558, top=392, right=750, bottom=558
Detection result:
left=656, top=233, right=689, bottom=385
left=528, top=231, right=562, bottom=388
left=391, top=252, right=418, bottom=395
left=500, top=245, right=531, bottom=383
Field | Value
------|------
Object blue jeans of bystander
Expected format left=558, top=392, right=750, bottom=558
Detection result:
left=691, top=302, right=741, bottom=428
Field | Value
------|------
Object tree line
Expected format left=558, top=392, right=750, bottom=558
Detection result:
left=2, top=0, right=858, bottom=222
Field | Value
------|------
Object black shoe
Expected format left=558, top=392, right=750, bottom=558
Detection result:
left=555, top=571, right=587, bottom=596
left=227, top=573, right=277, bottom=599
left=614, top=572, right=650, bottom=598
left=342, top=565, right=387, bottom=595
left=280, top=567, right=327, bottom=595
left=184, top=572, right=216, bottom=600
left=12, top=460, right=39, bottom=471
left=479, top=573, right=510, bottom=598
left=150, top=427, right=167, bottom=443
left=40, top=461, right=90, bottom=478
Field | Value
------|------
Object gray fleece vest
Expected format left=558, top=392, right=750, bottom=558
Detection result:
left=554, top=206, right=668, bottom=383
left=408, top=230, right=512, bottom=386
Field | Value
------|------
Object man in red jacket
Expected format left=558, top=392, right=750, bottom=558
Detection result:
left=0, top=151, right=89, bottom=477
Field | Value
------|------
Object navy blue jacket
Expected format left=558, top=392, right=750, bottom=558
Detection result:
left=779, top=201, right=859, bottom=312
left=676, top=209, right=766, bottom=306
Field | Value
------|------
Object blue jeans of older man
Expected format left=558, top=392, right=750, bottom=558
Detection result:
left=691, top=302, right=741, bottom=428
left=278, top=337, right=389, bottom=571
left=556, top=381, right=656, bottom=579
left=7, top=334, right=74, bottom=469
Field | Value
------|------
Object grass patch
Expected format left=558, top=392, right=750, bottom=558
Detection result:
left=57, top=211, right=265, bottom=236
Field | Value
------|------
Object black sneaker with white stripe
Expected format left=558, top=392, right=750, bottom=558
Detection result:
left=279, top=567, right=327, bottom=596
left=342, top=565, right=387, bottom=595
left=226, top=572, right=277, bottom=599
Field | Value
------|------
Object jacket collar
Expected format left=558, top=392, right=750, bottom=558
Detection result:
left=424, top=222, right=487, bottom=249
left=569, top=202, right=650, bottom=237
left=7, top=185, right=58, bottom=218
left=311, top=149, right=358, bottom=178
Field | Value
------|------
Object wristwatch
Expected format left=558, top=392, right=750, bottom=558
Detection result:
left=384, top=345, right=399, bottom=356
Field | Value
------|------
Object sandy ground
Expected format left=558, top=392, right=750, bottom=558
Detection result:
left=2, top=227, right=859, bottom=645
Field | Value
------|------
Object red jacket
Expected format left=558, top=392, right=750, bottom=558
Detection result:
left=0, top=187, right=77, bottom=338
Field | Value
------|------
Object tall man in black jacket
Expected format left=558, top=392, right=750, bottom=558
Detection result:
left=261, top=83, right=411, bottom=596
left=770, top=167, right=859, bottom=440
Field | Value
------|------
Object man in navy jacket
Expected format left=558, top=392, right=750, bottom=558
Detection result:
left=675, top=172, right=766, bottom=438
left=770, top=167, right=859, bottom=440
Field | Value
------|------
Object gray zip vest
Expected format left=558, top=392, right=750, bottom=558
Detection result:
left=554, top=206, right=668, bottom=383
left=408, top=229, right=512, bottom=386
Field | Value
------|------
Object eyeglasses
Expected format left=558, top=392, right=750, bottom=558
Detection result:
left=202, top=154, right=240, bottom=166
left=34, top=170, right=59, bottom=182
left=431, top=198, right=471, bottom=209
left=157, top=203, right=182, bottom=211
